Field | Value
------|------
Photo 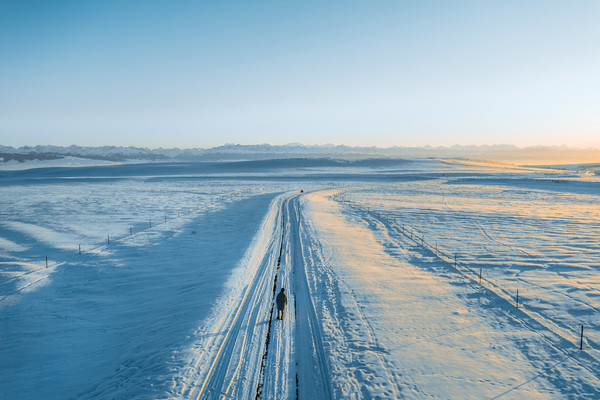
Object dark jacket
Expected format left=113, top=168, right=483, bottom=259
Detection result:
left=276, top=290, right=288, bottom=309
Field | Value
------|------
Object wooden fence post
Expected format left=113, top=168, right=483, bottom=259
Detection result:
left=46, top=256, right=48, bottom=268
left=580, top=325, right=584, bottom=350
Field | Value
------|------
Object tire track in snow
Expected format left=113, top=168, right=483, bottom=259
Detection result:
left=172, top=192, right=339, bottom=399
left=254, top=202, right=285, bottom=399
left=186, top=219, right=281, bottom=398
left=300, top=189, right=408, bottom=398
left=257, top=194, right=333, bottom=400
left=173, top=194, right=303, bottom=400
left=292, top=198, right=334, bottom=400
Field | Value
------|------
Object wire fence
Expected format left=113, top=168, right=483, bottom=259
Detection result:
left=0, top=189, right=252, bottom=304
left=341, top=198, right=593, bottom=349
left=338, top=197, right=599, bottom=397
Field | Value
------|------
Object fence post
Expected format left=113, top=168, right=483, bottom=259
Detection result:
left=479, top=267, right=482, bottom=284
left=580, top=325, right=584, bottom=350
left=46, top=256, right=48, bottom=268
left=79, top=244, right=81, bottom=255
left=108, top=235, right=110, bottom=245
left=516, top=289, right=519, bottom=308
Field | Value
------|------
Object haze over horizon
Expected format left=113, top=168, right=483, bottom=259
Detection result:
left=3, top=142, right=600, bottom=152
left=1, top=1, right=599, bottom=149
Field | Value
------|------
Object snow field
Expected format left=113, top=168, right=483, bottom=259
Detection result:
left=2, top=159, right=599, bottom=399
left=319, top=181, right=599, bottom=398
left=0, top=180, right=276, bottom=307
left=338, top=181, right=600, bottom=353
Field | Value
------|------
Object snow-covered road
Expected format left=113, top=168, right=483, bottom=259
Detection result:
left=171, top=191, right=334, bottom=399
left=172, top=192, right=290, bottom=399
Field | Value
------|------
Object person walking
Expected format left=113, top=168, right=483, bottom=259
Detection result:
left=276, top=288, right=288, bottom=320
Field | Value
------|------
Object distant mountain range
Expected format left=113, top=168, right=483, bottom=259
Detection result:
left=1, top=144, right=599, bottom=165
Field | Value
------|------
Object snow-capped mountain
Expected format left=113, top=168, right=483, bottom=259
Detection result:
left=1, top=143, right=599, bottom=165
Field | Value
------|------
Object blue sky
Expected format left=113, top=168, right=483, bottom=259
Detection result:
left=1, top=1, right=599, bottom=148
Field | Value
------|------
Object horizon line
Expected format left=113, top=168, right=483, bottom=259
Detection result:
left=2, top=143, right=600, bottom=152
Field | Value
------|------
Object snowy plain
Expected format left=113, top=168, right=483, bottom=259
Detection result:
left=0, top=158, right=598, bottom=399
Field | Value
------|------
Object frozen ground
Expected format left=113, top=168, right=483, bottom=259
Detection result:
left=0, top=158, right=598, bottom=399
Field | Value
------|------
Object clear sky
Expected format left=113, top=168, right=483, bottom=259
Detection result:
left=1, top=1, right=599, bottom=149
